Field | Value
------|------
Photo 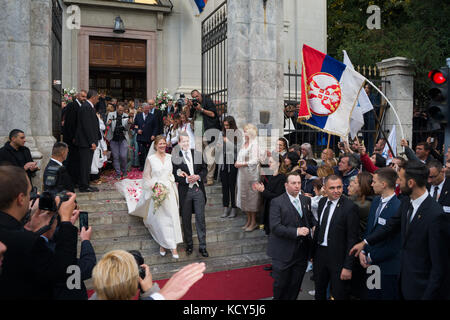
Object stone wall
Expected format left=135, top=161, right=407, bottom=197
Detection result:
left=227, top=0, right=284, bottom=135
left=0, top=0, right=55, bottom=188
left=377, top=57, right=414, bottom=154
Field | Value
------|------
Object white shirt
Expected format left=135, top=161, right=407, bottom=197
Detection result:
left=431, top=178, right=445, bottom=200
left=379, top=192, right=396, bottom=213
left=87, top=100, right=95, bottom=109
left=50, top=158, right=63, bottom=167
left=143, top=113, right=147, bottom=121
left=287, top=192, right=308, bottom=237
left=319, top=198, right=340, bottom=247
left=182, top=149, right=199, bottom=188
left=409, top=190, right=429, bottom=223
left=75, top=99, right=82, bottom=107
left=150, top=293, right=165, bottom=300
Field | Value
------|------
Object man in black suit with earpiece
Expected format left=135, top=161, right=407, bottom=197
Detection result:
left=267, top=171, right=315, bottom=300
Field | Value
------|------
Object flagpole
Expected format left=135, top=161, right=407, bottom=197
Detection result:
left=372, top=109, right=396, bottom=158
left=363, top=77, right=405, bottom=152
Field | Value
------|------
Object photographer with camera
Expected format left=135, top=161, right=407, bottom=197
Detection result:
left=0, top=165, right=78, bottom=299
left=26, top=207, right=96, bottom=300
left=44, top=141, right=74, bottom=193
left=191, top=89, right=221, bottom=185
left=106, top=104, right=133, bottom=179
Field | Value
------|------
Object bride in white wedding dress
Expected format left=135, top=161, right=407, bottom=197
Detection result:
left=116, top=135, right=183, bottom=258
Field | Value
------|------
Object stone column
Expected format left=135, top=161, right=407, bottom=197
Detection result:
left=0, top=0, right=55, bottom=188
left=376, top=57, right=414, bottom=154
left=227, top=0, right=284, bottom=139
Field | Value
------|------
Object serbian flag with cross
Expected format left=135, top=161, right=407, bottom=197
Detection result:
left=298, top=45, right=366, bottom=138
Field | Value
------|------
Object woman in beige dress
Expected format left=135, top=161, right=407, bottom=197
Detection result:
left=235, top=123, right=262, bottom=232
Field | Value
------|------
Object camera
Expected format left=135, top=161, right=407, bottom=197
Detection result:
left=176, top=93, right=185, bottom=108
left=139, top=266, right=146, bottom=280
left=30, top=188, right=70, bottom=212
left=191, top=98, right=199, bottom=107
left=128, top=250, right=146, bottom=280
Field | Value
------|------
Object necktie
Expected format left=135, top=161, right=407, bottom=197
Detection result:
left=185, top=151, right=191, bottom=163
left=293, top=198, right=303, bottom=218
left=373, top=200, right=384, bottom=228
left=405, top=202, right=414, bottom=233
left=318, top=201, right=333, bottom=245
left=432, top=186, right=439, bottom=201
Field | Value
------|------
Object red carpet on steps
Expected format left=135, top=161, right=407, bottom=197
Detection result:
left=87, top=264, right=274, bottom=300
left=156, top=264, right=274, bottom=300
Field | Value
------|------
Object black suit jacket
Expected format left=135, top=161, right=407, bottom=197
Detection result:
left=0, top=142, right=34, bottom=180
left=52, top=240, right=96, bottom=300
left=366, top=195, right=449, bottom=299
left=431, top=178, right=450, bottom=207
left=43, top=159, right=75, bottom=193
left=267, top=193, right=315, bottom=263
left=313, top=196, right=360, bottom=271
left=0, top=211, right=78, bottom=299
left=75, top=101, right=100, bottom=148
left=155, top=108, right=164, bottom=136
left=134, top=111, right=159, bottom=143
left=62, top=99, right=81, bottom=145
left=172, top=149, right=207, bottom=206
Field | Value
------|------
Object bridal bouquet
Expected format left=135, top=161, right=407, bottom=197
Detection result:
left=151, top=183, right=169, bottom=211
left=156, top=89, right=172, bottom=110
left=62, top=88, right=77, bottom=104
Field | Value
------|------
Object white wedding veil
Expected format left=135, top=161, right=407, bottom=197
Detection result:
left=148, top=141, right=156, bottom=158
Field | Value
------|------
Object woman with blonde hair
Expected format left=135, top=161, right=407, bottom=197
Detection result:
left=317, top=164, right=335, bottom=179
left=235, top=123, right=262, bottom=232
left=92, top=250, right=149, bottom=300
left=92, top=249, right=206, bottom=300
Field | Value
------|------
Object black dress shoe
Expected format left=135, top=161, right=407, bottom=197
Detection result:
left=79, top=186, right=99, bottom=193
left=186, top=246, right=193, bottom=255
left=199, top=248, right=209, bottom=257
left=263, top=265, right=272, bottom=271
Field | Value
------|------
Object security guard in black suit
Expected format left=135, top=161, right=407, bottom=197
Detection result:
left=351, top=161, right=450, bottom=299
left=43, top=142, right=74, bottom=193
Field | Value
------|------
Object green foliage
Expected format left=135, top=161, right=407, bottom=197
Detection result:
left=327, top=0, right=450, bottom=106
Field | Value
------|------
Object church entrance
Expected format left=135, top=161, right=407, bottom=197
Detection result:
left=88, top=37, right=147, bottom=101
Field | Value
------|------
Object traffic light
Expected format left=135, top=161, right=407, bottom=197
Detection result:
left=428, top=67, right=449, bottom=123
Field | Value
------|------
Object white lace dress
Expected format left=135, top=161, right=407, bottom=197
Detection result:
left=116, top=153, right=183, bottom=249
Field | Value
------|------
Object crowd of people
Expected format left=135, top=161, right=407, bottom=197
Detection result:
left=1, top=85, right=450, bottom=300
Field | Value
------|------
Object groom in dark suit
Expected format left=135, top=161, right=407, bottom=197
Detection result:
left=172, top=132, right=209, bottom=257
left=267, top=171, right=315, bottom=300
left=134, top=100, right=159, bottom=171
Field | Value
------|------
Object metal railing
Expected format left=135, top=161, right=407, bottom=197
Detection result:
left=201, top=1, right=227, bottom=124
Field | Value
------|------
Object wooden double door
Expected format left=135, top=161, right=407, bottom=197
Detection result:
left=89, top=37, right=147, bottom=100
left=89, top=69, right=146, bottom=101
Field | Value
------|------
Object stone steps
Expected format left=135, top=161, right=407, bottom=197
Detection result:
left=85, top=222, right=266, bottom=243
left=77, top=197, right=224, bottom=213
left=94, top=237, right=268, bottom=266
left=75, top=210, right=246, bottom=230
